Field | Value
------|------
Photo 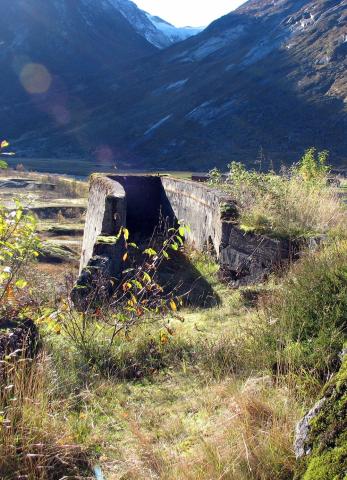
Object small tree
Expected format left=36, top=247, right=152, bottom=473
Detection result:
left=296, top=147, right=330, bottom=182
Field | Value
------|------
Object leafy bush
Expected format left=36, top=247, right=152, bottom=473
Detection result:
left=263, top=241, right=347, bottom=379
left=45, top=224, right=190, bottom=377
left=295, top=147, right=330, bottom=182
left=0, top=201, right=40, bottom=317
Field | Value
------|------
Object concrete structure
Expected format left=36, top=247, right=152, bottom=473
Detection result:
left=76, top=174, right=294, bottom=298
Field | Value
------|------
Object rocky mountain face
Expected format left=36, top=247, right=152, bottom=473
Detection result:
left=0, top=0, right=158, bottom=152
left=91, top=0, right=346, bottom=170
left=108, top=0, right=203, bottom=48
left=1, top=0, right=346, bottom=171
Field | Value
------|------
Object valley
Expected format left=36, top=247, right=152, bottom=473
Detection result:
left=0, top=0, right=346, bottom=478
left=0, top=0, right=346, bottom=172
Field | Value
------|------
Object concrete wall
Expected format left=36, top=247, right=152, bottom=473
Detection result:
left=161, top=177, right=229, bottom=257
left=80, top=174, right=126, bottom=272
left=77, top=174, right=292, bottom=290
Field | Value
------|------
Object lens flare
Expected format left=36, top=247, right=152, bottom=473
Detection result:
left=20, top=63, right=52, bottom=94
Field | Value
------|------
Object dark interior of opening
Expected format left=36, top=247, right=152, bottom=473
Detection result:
left=109, top=175, right=220, bottom=308
left=110, top=175, right=173, bottom=237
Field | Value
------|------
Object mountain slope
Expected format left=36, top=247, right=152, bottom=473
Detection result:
left=2, top=0, right=347, bottom=171
left=0, top=0, right=157, bottom=153
left=81, top=0, right=346, bottom=170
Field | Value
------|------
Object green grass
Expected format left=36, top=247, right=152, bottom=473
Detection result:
left=4, top=221, right=347, bottom=479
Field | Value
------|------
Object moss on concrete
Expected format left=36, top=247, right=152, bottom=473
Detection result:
left=296, top=355, right=347, bottom=479
left=96, top=235, right=119, bottom=244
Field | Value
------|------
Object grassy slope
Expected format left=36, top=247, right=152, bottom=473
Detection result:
left=43, top=253, right=304, bottom=480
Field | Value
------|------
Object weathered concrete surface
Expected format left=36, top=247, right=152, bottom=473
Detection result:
left=219, top=224, right=294, bottom=285
left=80, top=174, right=126, bottom=273
left=162, top=177, right=292, bottom=284
left=161, top=177, right=233, bottom=257
left=73, top=175, right=127, bottom=309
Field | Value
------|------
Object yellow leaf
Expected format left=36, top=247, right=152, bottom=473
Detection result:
left=54, top=324, right=61, bottom=335
left=123, top=228, right=129, bottom=241
left=160, top=333, right=169, bottom=344
left=1, top=140, right=9, bottom=149
left=122, top=252, right=128, bottom=262
left=170, top=300, right=177, bottom=312
left=122, top=282, right=132, bottom=292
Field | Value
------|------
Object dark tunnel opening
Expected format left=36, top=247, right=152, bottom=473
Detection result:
left=108, top=175, right=220, bottom=308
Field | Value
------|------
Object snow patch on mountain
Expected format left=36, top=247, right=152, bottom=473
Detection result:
left=147, top=15, right=203, bottom=44
left=187, top=100, right=236, bottom=126
left=106, top=0, right=202, bottom=48
left=173, top=25, right=246, bottom=62
left=166, top=79, right=189, bottom=91
left=144, top=114, right=172, bottom=135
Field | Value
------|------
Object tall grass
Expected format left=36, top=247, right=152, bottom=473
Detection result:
left=113, top=380, right=301, bottom=480
left=240, top=178, right=347, bottom=239
left=262, top=240, right=347, bottom=380
left=0, top=351, right=91, bottom=479
left=210, top=159, right=347, bottom=239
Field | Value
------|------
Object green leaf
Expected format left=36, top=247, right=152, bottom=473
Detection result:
left=15, top=209, right=23, bottom=222
left=176, top=235, right=184, bottom=245
left=178, top=226, right=186, bottom=237
left=143, top=248, right=157, bottom=257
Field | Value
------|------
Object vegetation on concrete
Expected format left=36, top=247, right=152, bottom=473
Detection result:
left=0, top=154, right=346, bottom=479
left=209, top=148, right=346, bottom=240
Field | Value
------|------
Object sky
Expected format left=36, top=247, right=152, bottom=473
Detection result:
left=132, top=0, right=246, bottom=27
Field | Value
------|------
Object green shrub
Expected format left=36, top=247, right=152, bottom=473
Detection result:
left=295, top=147, right=330, bottom=182
left=0, top=201, right=40, bottom=317
left=209, top=149, right=346, bottom=240
left=264, top=241, right=347, bottom=378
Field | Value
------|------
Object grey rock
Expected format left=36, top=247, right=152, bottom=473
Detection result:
left=294, top=398, right=326, bottom=459
left=0, top=319, right=39, bottom=362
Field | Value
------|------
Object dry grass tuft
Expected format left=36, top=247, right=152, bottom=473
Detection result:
left=0, top=351, right=91, bottom=480
left=107, top=379, right=300, bottom=480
